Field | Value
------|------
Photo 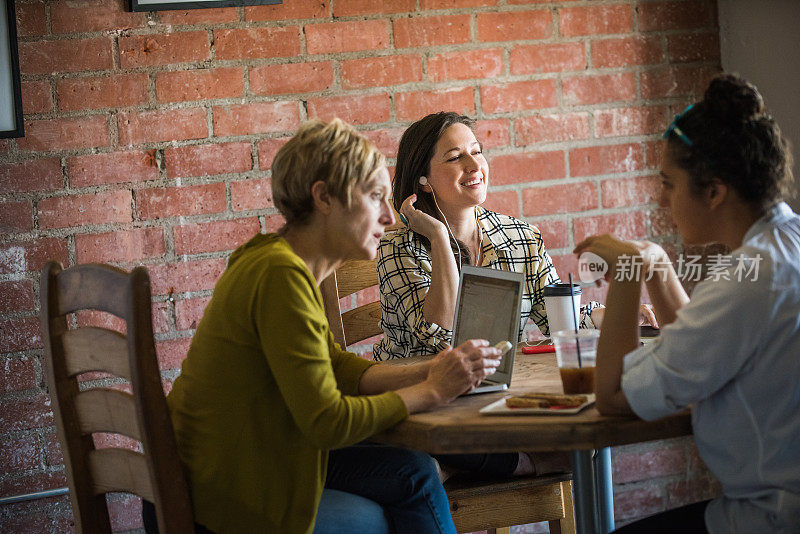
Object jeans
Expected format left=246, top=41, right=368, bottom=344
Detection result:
left=144, top=487, right=391, bottom=534
left=144, top=442, right=455, bottom=534
left=313, top=489, right=391, bottom=534
left=322, top=442, right=457, bottom=534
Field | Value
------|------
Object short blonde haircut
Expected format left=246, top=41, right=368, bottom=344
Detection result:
left=271, top=118, right=386, bottom=226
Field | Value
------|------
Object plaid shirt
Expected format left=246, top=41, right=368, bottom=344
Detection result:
left=373, top=207, right=599, bottom=360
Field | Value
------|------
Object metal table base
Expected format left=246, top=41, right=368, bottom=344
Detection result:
left=571, top=448, right=615, bottom=533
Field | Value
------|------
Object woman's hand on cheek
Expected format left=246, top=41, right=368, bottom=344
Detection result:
left=400, top=194, right=448, bottom=241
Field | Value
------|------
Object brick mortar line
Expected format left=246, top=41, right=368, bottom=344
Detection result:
left=16, top=79, right=717, bottom=115
left=14, top=64, right=721, bottom=123
left=0, top=465, right=67, bottom=487
left=0, top=423, right=54, bottom=447
left=1, top=170, right=653, bottom=218
left=0, top=115, right=696, bottom=166
left=0, top=384, right=50, bottom=406
left=1, top=200, right=280, bottom=227
left=0, top=202, right=670, bottom=271
left=15, top=24, right=720, bottom=49
left=15, top=48, right=721, bottom=82
left=16, top=51, right=717, bottom=83
left=3, top=188, right=652, bottom=224
left=16, top=31, right=720, bottom=67
left=30, top=0, right=710, bottom=41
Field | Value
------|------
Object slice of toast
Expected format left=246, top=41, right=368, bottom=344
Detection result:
left=505, top=392, right=589, bottom=409
left=505, top=397, right=551, bottom=408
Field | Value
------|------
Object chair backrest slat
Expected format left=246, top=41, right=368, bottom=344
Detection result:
left=75, top=389, right=141, bottom=441
left=341, top=301, right=382, bottom=346
left=335, top=259, right=380, bottom=297
left=62, top=328, right=130, bottom=380
left=320, top=271, right=345, bottom=347
left=87, top=449, right=154, bottom=503
left=320, top=258, right=383, bottom=348
left=41, top=261, right=194, bottom=533
left=319, top=217, right=404, bottom=346
left=54, top=264, right=130, bottom=317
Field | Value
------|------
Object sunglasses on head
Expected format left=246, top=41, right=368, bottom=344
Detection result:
left=663, top=104, right=694, bottom=147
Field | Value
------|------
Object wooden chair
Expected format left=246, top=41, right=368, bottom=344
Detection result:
left=40, top=262, right=193, bottom=533
left=319, top=257, right=576, bottom=534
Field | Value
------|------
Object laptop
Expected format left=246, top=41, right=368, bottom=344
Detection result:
left=452, top=266, right=525, bottom=395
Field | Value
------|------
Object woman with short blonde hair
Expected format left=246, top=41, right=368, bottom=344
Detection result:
left=149, top=118, right=502, bottom=534
left=272, top=118, right=386, bottom=225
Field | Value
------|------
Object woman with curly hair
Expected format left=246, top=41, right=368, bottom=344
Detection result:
left=577, top=74, right=799, bottom=533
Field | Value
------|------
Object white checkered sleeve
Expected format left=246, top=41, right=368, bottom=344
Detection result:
left=374, top=230, right=452, bottom=360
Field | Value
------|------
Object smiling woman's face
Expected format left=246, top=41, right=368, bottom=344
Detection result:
left=423, top=123, right=489, bottom=213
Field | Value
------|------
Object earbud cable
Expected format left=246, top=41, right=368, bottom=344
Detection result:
left=429, top=188, right=462, bottom=269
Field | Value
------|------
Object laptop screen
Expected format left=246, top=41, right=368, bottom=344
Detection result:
left=452, top=267, right=524, bottom=379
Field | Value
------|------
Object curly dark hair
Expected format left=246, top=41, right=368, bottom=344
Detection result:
left=666, top=74, right=794, bottom=212
left=393, top=111, right=478, bottom=265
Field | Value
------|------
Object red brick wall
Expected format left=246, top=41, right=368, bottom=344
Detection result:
left=1, top=0, right=721, bottom=531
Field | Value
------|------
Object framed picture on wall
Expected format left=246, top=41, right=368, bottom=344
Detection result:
left=0, top=0, right=24, bottom=138
left=130, top=0, right=281, bottom=11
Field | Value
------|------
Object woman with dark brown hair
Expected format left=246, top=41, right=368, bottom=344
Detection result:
left=374, top=112, right=608, bottom=479
left=374, top=112, right=607, bottom=364
left=576, top=74, right=800, bottom=533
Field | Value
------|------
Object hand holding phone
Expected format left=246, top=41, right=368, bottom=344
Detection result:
left=493, top=340, right=513, bottom=356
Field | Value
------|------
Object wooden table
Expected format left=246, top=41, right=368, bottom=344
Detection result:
left=373, top=350, right=693, bottom=533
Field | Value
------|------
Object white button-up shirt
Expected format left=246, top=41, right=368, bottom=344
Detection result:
left=622, top=202, right=800, bottom=533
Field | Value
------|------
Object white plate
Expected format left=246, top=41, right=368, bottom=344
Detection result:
left=480, top=394, right=596, bottom=416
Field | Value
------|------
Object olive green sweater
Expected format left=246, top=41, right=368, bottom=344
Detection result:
left=167, top=234, right=408, bottom=533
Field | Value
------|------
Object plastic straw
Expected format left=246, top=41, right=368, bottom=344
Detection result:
left=568, top=274, right=583, bottom=368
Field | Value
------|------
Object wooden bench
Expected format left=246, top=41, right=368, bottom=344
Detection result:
left=446, top=473, right=574, bottom=534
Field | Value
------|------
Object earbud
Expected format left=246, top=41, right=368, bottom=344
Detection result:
left=419, top=176, right=428, bottom=186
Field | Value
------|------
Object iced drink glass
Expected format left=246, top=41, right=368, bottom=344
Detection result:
left=552, top=329, right=599, bottom=394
